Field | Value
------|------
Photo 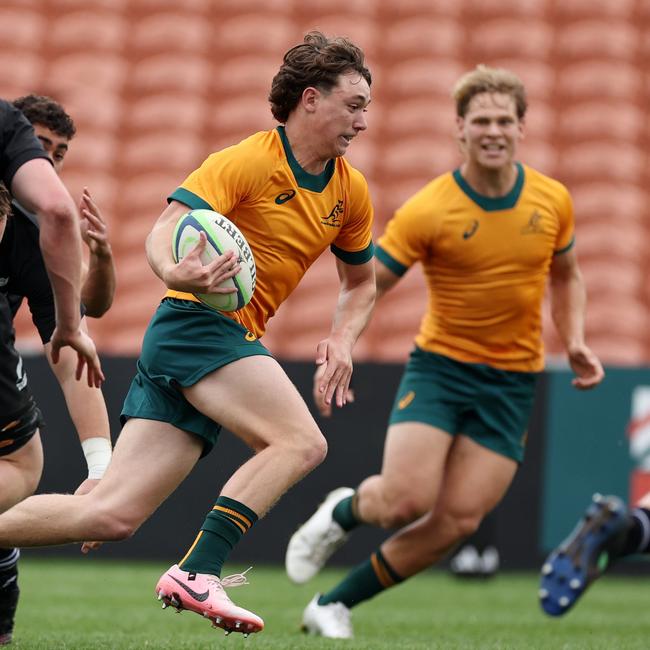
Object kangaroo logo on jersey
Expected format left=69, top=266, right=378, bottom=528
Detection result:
left=244, top=331, right=257, bottom=342
left=275, top=190, right=296, bottom=205
left=321, top=199, right=344, bottom=228
left=521, top=210, right=545, bottom=234
left=462, top=219, right=479, bottom=240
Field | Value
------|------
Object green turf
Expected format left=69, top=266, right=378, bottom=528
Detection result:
left=10, top=558, right=650, bottom=649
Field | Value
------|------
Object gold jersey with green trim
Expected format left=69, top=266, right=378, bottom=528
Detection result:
left=165, top=126, right=374, bottom=337
left=376, top=163, right=574, bottom=372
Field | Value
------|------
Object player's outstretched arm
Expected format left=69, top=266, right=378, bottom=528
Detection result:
left=45, top=318, right=112, bottom=494
left=313, top=257, right=375, bottom=417
left=11, top=158, right=103, bottom=387
left=549, top=247, right=604, bottom=390
left=79, top=187, right=116, bottom=317
left=146, top=200, right=240, bottom=294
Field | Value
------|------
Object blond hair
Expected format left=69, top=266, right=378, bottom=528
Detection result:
left=452, top=65, right=527, bottom=119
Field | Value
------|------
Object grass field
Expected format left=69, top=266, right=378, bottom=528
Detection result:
left=10, top=558, right=650, bottom=649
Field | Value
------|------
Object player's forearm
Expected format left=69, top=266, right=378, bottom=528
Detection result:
left=39, top=204, right=83, bottom=333
left=550, top=272, right=587, bottom=351
left=46, top=343, right=111, bottom=442
left=81, top=252, right=116, bottom=317
left=329, top=277, right=376, bottom=348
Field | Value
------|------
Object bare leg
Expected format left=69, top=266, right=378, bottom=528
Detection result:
left=354, top=422, right=453, bottom=528
left=0, top=419, right=202, bottom=547
left=182, top=355, right=327, bottom=516
left=0, top=433, right=43, bottom=513
left=381, top=435, right=517, bottom=576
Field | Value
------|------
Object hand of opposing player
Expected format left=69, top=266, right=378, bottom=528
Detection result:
left=312, top=338, right=355, bottom=417
left=568, top=343, right=605, bottom=390
left=163, top=232, right=241, bottom=294
left=50, top=327, right=104, bottom=388
left=79, top=187, right=112, bottom=259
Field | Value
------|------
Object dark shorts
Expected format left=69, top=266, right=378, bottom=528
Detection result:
left=388, top=347, right=539, bottom=462
left=121, top=298, right=272, bottom=456
left=0, top=296, right=43, bottom=455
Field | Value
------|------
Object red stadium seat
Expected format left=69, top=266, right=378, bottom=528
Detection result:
left=379, top=137, right=460, bottom=178
left=127, top=94, right=206, bottom=131
left=0, top=9, right=44, bottom=48
left=130, top=13, right=212, bottom=53
left=575, top=221, right=645, bottom=262
left=588, top=336, right=647, bottom=366
left=486, top=59, right=555, bottom=100
left=380, top=98, right=456, bottom=138
left=122, top=134, right=205, bottom=173
left=62, top=130, right=118, bottom=171
left=211, top=15, right=296, bottom=55
left=130, top=54, right=211, bottom=93
left=516, top=142, right=557, bottom=176
left=0, top=52, right=42, bottom=90
left=556, top=20, right=639, bottom=59
left=212, top=56, right=282, bottom=95
left=558, top=62, right=642, bottom=98
left=382, top=18, right=463, bottom=58
left=552, top=0, right=634, bottom=18
left=296, top=16, right=378, bottom=57
left=570, top=184, right=648, bottom=220
left=207, top=96, right=278, bottom=135
left=56, top=89, right=123, bottom=130
left=48, top=53, right=127, bottom=93
left=48, top=11, right=127, bottom=51
left=383, top=58, right=465, bottom=99
left=463, top=0, right=547, bottom=16
left=558, top=142, right=644, bottom=181
left=468, top=19, right=553, bottom=58
left=559, top=102, right=643, bottom=140
left=378, top=0, right=463, bottom=18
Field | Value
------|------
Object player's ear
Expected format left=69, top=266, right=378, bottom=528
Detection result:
left=455, top=115, right=466, bottom=144
left=302, top=86, right=320, bottom=114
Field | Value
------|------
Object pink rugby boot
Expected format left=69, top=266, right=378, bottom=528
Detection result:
left=155, top=564, right=264, bottom=636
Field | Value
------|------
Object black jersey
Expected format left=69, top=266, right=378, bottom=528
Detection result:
left=0, top=203, right=57, bottom=343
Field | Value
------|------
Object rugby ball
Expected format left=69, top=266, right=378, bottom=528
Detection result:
left=172, top=209, right=256, bottom=312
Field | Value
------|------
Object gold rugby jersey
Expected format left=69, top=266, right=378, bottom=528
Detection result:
left=165, top=126, right=374, bottom=337
left=376, top=163, right=574, bottom=372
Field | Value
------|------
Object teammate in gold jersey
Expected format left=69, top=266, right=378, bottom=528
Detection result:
left=286, top=65, right=605, bottom=638
left=0, top=33, right=375, bottom=638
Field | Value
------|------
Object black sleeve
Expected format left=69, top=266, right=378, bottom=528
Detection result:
left=0, top=100, right=50, bottom=189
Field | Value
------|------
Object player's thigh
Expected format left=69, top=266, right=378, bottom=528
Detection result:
left=379, top=422, right=453, bottom=509
left=436, top=434, right=518, bottom=519
left=182, top=354, right=321, bottom=449
left=0, top=432, right=44, bottom=511
left=87, top=418, right=203, bottom=526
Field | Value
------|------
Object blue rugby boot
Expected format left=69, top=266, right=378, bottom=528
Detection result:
left=539, top=494, right=630, bottom=616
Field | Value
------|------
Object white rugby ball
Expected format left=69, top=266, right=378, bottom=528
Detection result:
left=172, top=209, right=256, bottom=312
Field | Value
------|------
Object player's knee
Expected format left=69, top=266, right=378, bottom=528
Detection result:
left=437, top=508, right=482, bottom=543
left=380, top=497, right=427, bottom=529
left=298, top=430, right=328, bottom=473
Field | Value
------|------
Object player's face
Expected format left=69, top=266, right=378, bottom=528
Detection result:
left=32, top=124, right=70, bottom=174
left=311, top=71, right=370, bottom=159
left=457, top=92, right=523, bottom=171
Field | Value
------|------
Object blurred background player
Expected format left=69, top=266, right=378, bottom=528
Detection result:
left=0, top=95, right=115, bottom=643
left=0, top=32, right=375, bottom=638
left=539, top=491, right=650, bottom=616
left=0, top=98, right=103, bottom=644
left=285, top=65, right=605, bottom=639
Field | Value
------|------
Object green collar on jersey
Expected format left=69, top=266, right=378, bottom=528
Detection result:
left=452, top=162, right=525, bottom=211
left=277, top=126, right=335, bottom=192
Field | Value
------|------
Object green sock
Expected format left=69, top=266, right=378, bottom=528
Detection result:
left=332, top=494, right=361, bottom=532
left=178, top=496, right=258, bottom=577
left=318, top=548, right=403, bottom=608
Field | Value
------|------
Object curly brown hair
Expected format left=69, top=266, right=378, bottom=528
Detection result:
left=0, top=182, right=10, bottom=222
left=13, top=94, right=76, bottom=139
left=269, top=31, right=371, bottom=124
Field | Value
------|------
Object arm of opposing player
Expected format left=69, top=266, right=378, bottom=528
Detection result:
left=145, top=200, right=240, bottom=293
left=12, top=159, right=103, bottom=387
left=79, top=188, right=116, bottom=317
left=549, top=247, right=604, bottom=390
left=44, top=318, right=112, bottom=490
left=313, top=257, right=376, bottom=417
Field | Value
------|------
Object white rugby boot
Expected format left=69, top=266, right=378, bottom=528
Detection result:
left=301, top=594, right=353, bottom=639
left=285, top=487, right=354, bottom=584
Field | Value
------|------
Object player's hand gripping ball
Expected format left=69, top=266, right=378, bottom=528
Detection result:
left=172, top=209, right=256, bottom=312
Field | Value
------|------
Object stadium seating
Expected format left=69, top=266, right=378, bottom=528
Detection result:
left=5, top=0, right=648, bottom=366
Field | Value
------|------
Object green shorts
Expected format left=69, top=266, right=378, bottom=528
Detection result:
left=121, top=298, right=272, bottom=456
left=389, top=347, right=539, bottom=462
